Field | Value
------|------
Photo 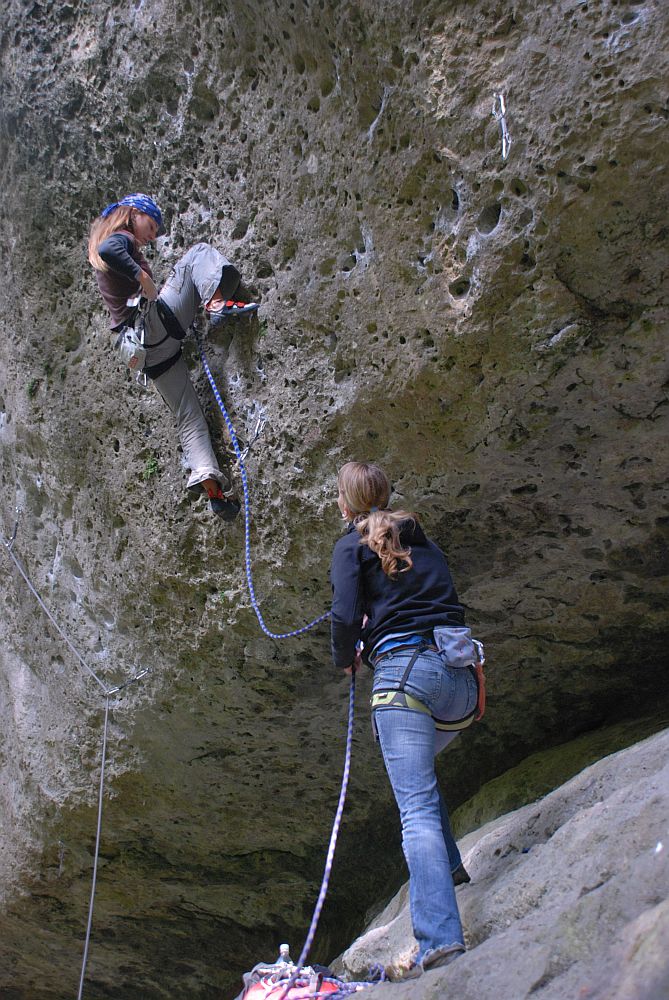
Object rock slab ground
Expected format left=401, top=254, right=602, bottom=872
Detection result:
left=334, top=727, right=669, bottom=1000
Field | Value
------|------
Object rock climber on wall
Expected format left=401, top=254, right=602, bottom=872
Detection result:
left=88, top=193, right=258, bottom=520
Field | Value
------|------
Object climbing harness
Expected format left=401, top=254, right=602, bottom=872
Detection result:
left=196, top=333, right=331, bottom=639
left=115, top=296, right=148, bottom=379
left=492, top=92, right=511, bottom=160
left=1, top=508, right=149, bottom=1000
left=116, top=295, right=186, bottom=387
left=370, top=637, right=486, bottom=736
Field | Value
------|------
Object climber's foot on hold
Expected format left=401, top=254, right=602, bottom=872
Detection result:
left=205, top=480, right=240, bottom=521
left=206, top=293, right=259, bottom=326
left=194, top=478, right=241, bottom=521
left=209, top=494, right=241, bottom=521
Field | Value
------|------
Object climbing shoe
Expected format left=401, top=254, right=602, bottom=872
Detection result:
left=208, top=300, right=259, bottom=326
left=452, top=863, right=471, bottom=886
left=204, top=483, right=240, bottom=521
left=189, top=479, right=240, bottom=521
left=389, top=944, right=465, bottom=981
left=209, top=495, right=241, bottom=521
left=422, top=943, right=465, bottom=971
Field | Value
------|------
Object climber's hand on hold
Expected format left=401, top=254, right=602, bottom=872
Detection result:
left=139, top=270, right=158, bottom=301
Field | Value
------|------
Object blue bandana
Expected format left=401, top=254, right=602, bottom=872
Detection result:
left=100, top=193, right=164, bottom=234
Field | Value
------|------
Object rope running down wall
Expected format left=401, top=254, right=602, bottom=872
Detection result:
left=1, top=512, right=148, bottom=1000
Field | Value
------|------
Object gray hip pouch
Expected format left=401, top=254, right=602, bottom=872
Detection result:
left=433, top=626, right=483, bottom=669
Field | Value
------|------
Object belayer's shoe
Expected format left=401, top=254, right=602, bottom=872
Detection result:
left=208, top=300, right=259, bottom=326
left=422, top=943, right=465, bottom=971
left=452, top=863, right=471, bottom=886
left=387, top=943, right=465, bottom=981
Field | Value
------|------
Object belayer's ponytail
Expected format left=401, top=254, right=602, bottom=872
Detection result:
left=337, top=462, right=415, bottom=578
left=356, top=508, right=414, bottom=578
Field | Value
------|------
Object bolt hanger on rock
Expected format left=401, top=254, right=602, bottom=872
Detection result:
left=492, top=92, right=512, bottom=160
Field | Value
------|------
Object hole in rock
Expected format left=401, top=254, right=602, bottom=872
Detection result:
left=477, top=202, right=501, bottom=234
left=449, top=278, right=470, bottom=298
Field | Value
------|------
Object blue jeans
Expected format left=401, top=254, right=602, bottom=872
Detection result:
left=373, top=647, right=478, bottom=962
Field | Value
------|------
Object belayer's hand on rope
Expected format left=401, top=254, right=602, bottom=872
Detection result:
left=343, top=648, right=363, bottom=677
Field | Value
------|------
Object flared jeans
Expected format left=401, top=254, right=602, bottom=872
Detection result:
left=373, top=647, right=478, bottom=963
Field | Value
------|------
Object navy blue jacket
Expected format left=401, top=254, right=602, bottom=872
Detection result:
left=330, top=519, right=464, bottom=669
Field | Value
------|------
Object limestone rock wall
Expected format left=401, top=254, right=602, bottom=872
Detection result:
left=0, top=1, right=668, bottom=997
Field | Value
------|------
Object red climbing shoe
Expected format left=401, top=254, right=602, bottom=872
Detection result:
left=204, top=482, right=240, bottom=521
left=209, top=494, right=241, bottom=521
left=208, top=300, right=259, bottom=326
left=189, top=479, right=240, bottom=521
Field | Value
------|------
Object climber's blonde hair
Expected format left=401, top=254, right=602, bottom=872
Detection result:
left=337, top=462, right=414, bottom=578
left=87, top=206, right=134, bottom=271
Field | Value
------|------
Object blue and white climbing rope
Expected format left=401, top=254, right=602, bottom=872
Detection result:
left=197, top=335, right=331, bottom=639
left=279, top=669, right=356, bottom=1000
left=197, top=337, right=367, bottom=996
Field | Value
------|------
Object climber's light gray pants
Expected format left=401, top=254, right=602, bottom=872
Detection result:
left=142, top=243, right=240, bottom=492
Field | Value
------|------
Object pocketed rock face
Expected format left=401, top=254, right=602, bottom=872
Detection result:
left=0, top=1, right=667, bottom=998
left=334, top=727, right=669, bottom=1000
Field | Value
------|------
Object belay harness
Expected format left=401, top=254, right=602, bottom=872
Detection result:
left=115, top=296, right=187, bottom=383
left=371, top=635, right=486, bottom=733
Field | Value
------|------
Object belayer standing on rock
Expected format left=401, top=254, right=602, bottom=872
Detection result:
left=88, top=193, right=258, bottom=520
left=330, top=462, right=486, bottom=980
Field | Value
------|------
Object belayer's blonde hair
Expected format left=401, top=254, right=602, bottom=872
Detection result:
left=87, top=205, right=134, bottom=271
left=337, top=461, right=415, bottom=578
